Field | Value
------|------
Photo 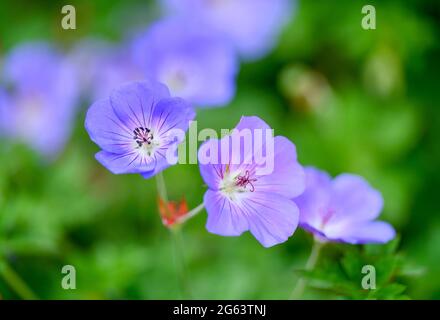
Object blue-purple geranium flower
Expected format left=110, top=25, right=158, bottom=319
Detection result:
left=295, top=167, right=396, bottom=244
left=198, top=116, right=305, bottom=247
left=131, top=18, right=238, bottom=107
left=0, top=42, right=79, bottom=158
left=85, top=81, right=195, bottom=178
left=162, top=0, right=293, bottom=60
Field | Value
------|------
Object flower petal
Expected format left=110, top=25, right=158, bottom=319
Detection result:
left=151, top=97, right=195, bottom=138
left=0, top=89, right=14, bottom=135
left=140, top=148, right=177, bottom=179
left=256, top=136, right=305, bottom=198
left=95, top=150, right=156, bottom=174
left=204, top=190, right=249, bottom=236
left=244, top=192, right=299, bottom=247
left=329, top=174, right=384, bottom=224
left=333, top=221, right=396, bottom=244
left=85, top=98, right=135, bottom=154
left=109, top=81, right=170, bottom=130
left=234, top=115, right=271, bottom=132
left=198, top=138, right=226, bottom=190
left=228, top=116, right=272, bottom=173
left=296, top=167, right=333, bottom=230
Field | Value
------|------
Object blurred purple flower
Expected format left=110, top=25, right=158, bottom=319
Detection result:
left=85, top=81, right=195, bottom=178
left=131, top=18, right=238, bottom=107
left=198, top=116, right=305, bottom=247
left=295, top=167, right=396, bottom=244
left=162, top=0, right=293, bottom=60
left=0, top=42, right=79, bottom=158
left=68, top=38, right=144, bottom=101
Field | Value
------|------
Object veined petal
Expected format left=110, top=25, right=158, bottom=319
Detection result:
left=198, top=138, right=227, bottom=190
left=151, top=97, right=195, bottom=139
left=140, top=147, right=177, bottom=179
left=243, top=192, right=299, bottom=247
left=255, top=136, right=305, bottom=198
left=204, top=190, right=249, bottom=236
left=95, top=150, right=155, bottom=174
left=85, top=98, right=135, bottom=154
left=110, top=81, right=170, bottom=129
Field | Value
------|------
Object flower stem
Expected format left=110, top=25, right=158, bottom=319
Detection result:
left=0, top=258, right=38, bottom=300
left=170, top=227, right=191, bottom=298
left=155, top=172, right=191, bottom=298
left=290, top=240, right=324, bottom=300
left=155, top=171, right=169, bottom=203
left=176, top=203, right=205, bottom=225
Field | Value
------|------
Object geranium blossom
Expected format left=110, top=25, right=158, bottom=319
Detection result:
left=295, top=167, right=396, bottom=244
left=85, top=81, right=195, bottom=178
left=198, top=116, right=305, bottom=247
left=131, top=18, right=238, bottom=107
left=0, top=42, right=79, bottom=158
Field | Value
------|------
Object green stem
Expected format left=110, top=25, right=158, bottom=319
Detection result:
left=175, top=203, right=204, bottom=225
left=0, top=259, right=38, bottom=300
left=290, top=240, right=324, bottom=300
left=170, top=227, right=191, bottom=298
left=155, top=172, right=191, bottom=298
left=155, top=171, right=169, bottom=203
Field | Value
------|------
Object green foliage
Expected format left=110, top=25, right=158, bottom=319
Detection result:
left=299, top=238, right=415, bottom=299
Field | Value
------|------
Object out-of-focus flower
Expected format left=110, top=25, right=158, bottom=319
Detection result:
left=131, top=18, right=238, bottom=107
left=85, top=81, right=195, bottom=178
left=162, top=0, right=293, bottom=60
left=68, top=38, right=144, bottom=101
left=295, top=167, right=396, bottom=244
left=158, top=197, right=189, bottom=227
left=198, top=116, right=305, bottom=247
left=0, top=42, right=79, bottom=158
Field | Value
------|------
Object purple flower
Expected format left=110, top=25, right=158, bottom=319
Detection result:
left=68, top=38, right=144, bottom=101
left=131, top=18, right=238, bottom=107
left=85, top=81, right=195, bottom=178
left=0, top=42, right=79, bottom=158
left=295, top=167, right=396, bottom=244
left=198, top=116, right=305, bottom=247
left=161, top=0, right=293, bottom=60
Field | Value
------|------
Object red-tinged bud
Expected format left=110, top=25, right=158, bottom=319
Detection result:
left=158, top=197, right=189, bottom=227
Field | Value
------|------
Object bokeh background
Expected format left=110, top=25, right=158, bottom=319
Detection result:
left=0, top=0, right=439, bottom=299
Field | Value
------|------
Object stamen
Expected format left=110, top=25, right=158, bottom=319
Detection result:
left=133, top=127, right=153, bottom=147
left=235, top=170, right=257, bottom=192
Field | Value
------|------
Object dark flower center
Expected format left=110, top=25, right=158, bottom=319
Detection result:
left=133, top=127, right=153, bottom=147
left=235, top=170, right=257, bottom=192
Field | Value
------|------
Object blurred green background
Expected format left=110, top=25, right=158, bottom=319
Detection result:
left=0, top=0, right=439, bottom=299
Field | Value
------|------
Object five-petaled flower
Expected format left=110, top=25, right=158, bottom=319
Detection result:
left=85, top=81, right=195, bottom=178
left=295, top=167, right=396, bottom=244
left=131, top=18, right=238, bottom=107
left=0, top=42, right=79, bottom=158
left=198, top=116, right=305, bottom=247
